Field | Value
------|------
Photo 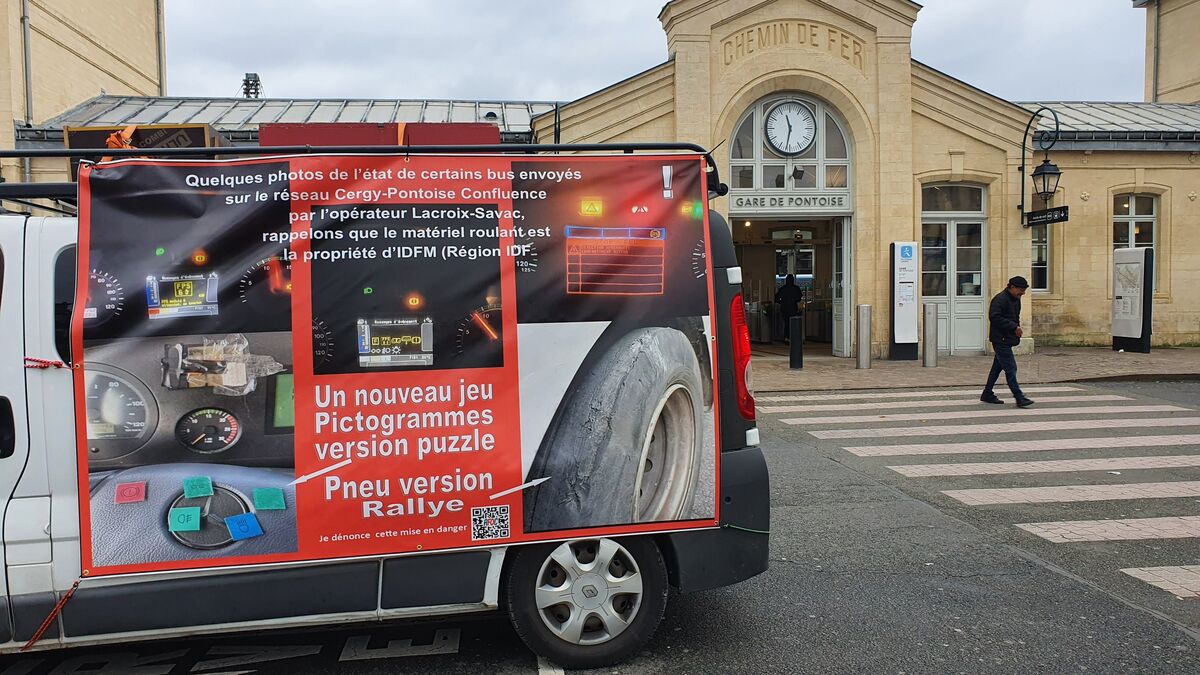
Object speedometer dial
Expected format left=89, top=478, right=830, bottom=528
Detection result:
left=84, top=365, right=158, bottom=460
left=84, top=269, right=125, bottom=327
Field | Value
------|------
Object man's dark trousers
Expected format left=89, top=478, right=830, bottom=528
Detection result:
left=984, top=342, right=1024, bottom=400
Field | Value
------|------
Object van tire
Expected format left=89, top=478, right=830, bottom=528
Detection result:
left=505, top=537, right=668, bottom=669
left=524, top=327, right=705, bottom=531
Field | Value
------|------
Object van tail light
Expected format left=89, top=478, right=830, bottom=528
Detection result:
left=730, top=293, right=756, bottom=420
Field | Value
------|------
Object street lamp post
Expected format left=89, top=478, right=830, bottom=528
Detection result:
left=1019, top=106, right=1063, bottom=227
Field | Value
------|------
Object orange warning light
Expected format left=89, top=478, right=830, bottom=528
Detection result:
left=404, top=292, right=425, bottom=310
left=191, top=249, right=209, bottom=266
left=580, top=198, right=604, bottom=217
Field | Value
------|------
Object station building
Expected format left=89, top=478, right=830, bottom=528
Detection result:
left=10, top=0, right=1200, bottom=357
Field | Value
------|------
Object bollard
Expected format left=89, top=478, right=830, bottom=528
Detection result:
left=789, top=313, right=804, bottom=369
left=856, top=304, right=871, bottom=369
left=923, top=303, right=938, bottom=367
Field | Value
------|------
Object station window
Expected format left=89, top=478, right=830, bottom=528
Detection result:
left=1113, top=193, right=1158, bottom=289
left=728, top=95, right=852, bottom=193
left=1030, top=224, right=1049, bottom=291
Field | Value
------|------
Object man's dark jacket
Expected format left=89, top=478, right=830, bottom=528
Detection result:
left=988, top=290, right=1021, bottom=346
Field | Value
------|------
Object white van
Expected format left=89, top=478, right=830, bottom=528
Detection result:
left=0, top=146, right=768, bottom=669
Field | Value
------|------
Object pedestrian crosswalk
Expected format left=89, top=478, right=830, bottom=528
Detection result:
left=757, top=383, right=1200, bottom=602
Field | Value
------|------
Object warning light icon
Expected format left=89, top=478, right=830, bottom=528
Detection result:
left=580, top=198, right=603, bottom=217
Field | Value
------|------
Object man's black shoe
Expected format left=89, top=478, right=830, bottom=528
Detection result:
left=980, top=394, right=1004, bottom=405
left=1016, top=398, right=1035, bottom=408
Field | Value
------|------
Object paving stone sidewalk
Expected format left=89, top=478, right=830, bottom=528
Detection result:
left=753, top=345, right=1200, bottom=392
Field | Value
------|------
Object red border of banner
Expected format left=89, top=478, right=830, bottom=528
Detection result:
left=74, top=154, right=721, bottom=577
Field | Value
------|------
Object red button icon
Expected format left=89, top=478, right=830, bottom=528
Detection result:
left=114, top=482, right=147, bottom=504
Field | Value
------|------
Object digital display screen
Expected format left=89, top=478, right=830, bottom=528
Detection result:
left=564, top=226, right=666, bottom=296
left=272, top=373, right=294, bottom=430
left=357, top=317, right=434, bottom=368
left=146, top=272, right=219, bottom=319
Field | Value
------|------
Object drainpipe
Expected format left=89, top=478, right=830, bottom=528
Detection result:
left=1152, top=0, right=1161, bottom=102
left=154, top=0, right=165, bottom=94
left=20, top=0, right=34, bottom=183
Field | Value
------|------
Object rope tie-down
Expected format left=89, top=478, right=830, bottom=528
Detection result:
left=20, top=579, right=83, bottom=651
left=23, top=357, right=74, bottom=370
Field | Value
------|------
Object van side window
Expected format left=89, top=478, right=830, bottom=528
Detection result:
left=54, top=246, right=76, bottom=362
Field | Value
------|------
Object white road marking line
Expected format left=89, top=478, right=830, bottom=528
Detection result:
left=943, top=481, right=1200, bottom=505
left=781, top=405, right=1187, bottom=426
left=339, top=629, right=461, bottom=660
left=812, top=417, right=1200, bottom=440
left=890, top=454, right=1200, bottom=475
left=489, top=476, right=551, bottom=500
left=756, top=385, right=1081, bottom=403
left=1121, top=565, right=1200, bottom=598
left=759, top=394, right=1128, bottom=414
left=852, top=434, right=1200, bottom=457
left=538, top=656, right=566, bottom=674
left=288, top=458, right=353, bottom=486
left=1017, top=516, right=1200, bottom=543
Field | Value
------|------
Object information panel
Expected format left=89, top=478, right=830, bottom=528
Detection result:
left=75, top=154, right=719, bottom=576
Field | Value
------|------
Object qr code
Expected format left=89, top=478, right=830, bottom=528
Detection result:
left=471, top=505, right=510, bottom=541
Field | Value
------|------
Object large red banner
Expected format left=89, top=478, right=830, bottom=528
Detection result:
left=74, top=154, right=718, bottom=576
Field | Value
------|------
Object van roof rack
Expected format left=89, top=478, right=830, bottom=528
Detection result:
left=0, top=142, right=728, bottom=205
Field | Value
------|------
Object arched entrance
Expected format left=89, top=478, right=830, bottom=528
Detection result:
left=727, top=94, right=855, bottom=357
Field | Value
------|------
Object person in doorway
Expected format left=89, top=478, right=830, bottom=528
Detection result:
left=981, top=276, right=1034, bottom=407
left=775, top=274, right=803, bottom=343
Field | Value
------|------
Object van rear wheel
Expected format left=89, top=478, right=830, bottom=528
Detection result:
left=506, top=537, right=668, bottom=669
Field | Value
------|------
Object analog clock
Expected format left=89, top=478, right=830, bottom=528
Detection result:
left=764, top=101, right=816, bottom=157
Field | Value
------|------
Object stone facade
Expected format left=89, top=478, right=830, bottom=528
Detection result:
left=1142, top=0, right=1200, bottom=103
left=533, top=0, right=1200, bottom=355
left=0, top=0, right=164, bottom=182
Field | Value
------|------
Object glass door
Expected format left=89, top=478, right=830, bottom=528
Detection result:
left=921, top=220, right=987, bottom=354
left=832, top=217, right=851, bottom=357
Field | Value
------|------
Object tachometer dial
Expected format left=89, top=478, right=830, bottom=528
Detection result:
left=84, top=365, right=158, bottom=460
left=455, top=302, right=502, bottom=361
left=175, top=408, right=241, bottom=453
left=691, top=239, right=707, bottom=279
left=312, top=317, right=334, bottom=368
left=238, top=255, right=292, bottom=302
left=84, top=269, right=125, bottom=327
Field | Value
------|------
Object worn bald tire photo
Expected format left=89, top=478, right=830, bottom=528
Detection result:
left=505, top=536, right=669, bottom=669
left=524, top=327, right=706, bottom=531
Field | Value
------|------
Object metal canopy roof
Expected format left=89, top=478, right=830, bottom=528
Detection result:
left=1018, top=101, right=1200, bottom=150
left=17, top=95, right=560, bottom=146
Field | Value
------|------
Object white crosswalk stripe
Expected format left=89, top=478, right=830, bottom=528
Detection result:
left=756, top=385, right=1081, bottom=403
left=759, top=394, right=1128, bottom=415
left=780, top=404, right=1186, bottom=426
left=811, top=417, right=1200, bottom=440
left=756, top=384, right=1200, bottom=599
left=847, top=434, right=1200, bottom=457
left=888, top=454, right=1200, bottom=476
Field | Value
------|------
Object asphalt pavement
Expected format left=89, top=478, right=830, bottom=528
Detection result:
left=3, top=380, right=1198, bottom=674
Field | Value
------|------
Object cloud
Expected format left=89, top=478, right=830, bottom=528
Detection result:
left=166, top=0, right=1146, bottom=103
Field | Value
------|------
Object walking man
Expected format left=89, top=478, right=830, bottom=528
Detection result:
left=775, top=274, right=803, bottom=343
left=981, top=276, right=1034, bottom=407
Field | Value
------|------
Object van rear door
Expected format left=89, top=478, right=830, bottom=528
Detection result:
left=0, top=214, right=34, bottom=645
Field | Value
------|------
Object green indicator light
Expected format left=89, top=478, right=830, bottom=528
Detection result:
left=691, top=202, right=704, bottom=219
left=155, top=247, right=166, bottom=256
left=363, top=287, right=374, bottom=295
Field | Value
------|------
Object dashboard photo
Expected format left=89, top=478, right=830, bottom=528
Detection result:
left=81, top=161, right=301, bottom=567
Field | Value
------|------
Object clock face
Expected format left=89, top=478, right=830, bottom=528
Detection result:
left=764, top=101, right=816, bottom=157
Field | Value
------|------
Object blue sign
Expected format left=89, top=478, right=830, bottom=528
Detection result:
left=900, top=245, right=913, bottom=260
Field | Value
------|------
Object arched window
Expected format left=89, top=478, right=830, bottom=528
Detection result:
left=729, top=95, right=852, bottom=194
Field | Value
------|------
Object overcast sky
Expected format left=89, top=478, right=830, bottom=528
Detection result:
left=165, top=0, right=1147, bottom=103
